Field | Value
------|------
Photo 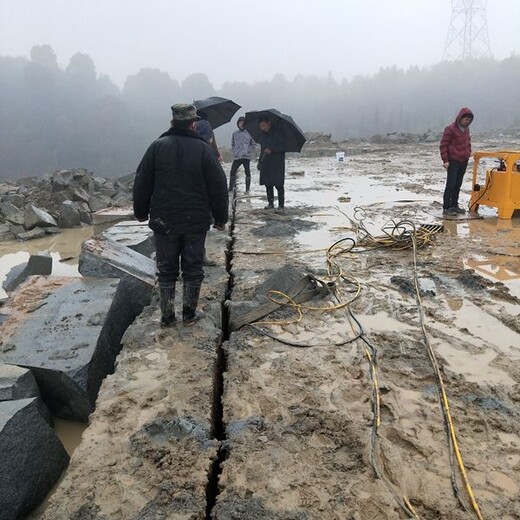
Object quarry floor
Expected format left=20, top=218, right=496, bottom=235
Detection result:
left=6, top=140, right=520, bottom=519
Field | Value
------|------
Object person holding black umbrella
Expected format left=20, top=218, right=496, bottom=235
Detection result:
left=245, top=109, right=306, bottom=212
left=258, top=117, right=286, bottom=212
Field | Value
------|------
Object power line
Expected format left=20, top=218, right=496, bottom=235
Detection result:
left=443, top=0, right=492, bottom=61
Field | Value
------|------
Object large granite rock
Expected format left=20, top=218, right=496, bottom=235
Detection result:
left=0, top=223, right=15, bottom=242
left=0, top=202, right=25, bottom=226
left=51, top=169, right=94, bottom=194
left=1, top=277, right=138, bottom=422
left=79, top=236, right=154, bottom=317
left=16, top=227, right=47, bottom=241
left=24, top=205, right=58, bottom=230
left=0, top=398, right=69, bottom=520
left=58, top=200, right=81, bottom=228
left=0, top=364, right=40, bottom=401
left=2, top=252, right=53, bottom=292
left=101, top=221, right=154, bottom=257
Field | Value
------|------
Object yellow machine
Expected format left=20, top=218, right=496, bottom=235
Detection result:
left=469, top=150, right=520, bottom=219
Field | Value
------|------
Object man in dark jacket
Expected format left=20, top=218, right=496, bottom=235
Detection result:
left=133, top=104, right=228, bottom=327
left=258, top=117, right=286, bottom=212
left=439, top=107, right=474, bottom=216
left=230, top=116, right=256, bottom=192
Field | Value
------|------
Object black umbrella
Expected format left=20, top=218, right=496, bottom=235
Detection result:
left=244, top=109, right=306, bottom=153
left=193, top=96, right=241, bottom=129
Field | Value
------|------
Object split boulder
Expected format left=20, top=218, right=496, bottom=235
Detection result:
left=0, top=398, right=69, bottom=520
left=1, top=277, right=138, bottom=422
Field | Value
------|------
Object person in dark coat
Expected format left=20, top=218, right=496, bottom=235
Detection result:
left=258, top=117, right=286, bottom=212
left=133, top=104, right=228, bottom=327
left=439, top=107, right=474, bottom=216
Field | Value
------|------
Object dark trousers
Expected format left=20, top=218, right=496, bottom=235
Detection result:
left=266, top=185, right=285, bottom=207
left=154, top=231, right=206, bottom=285
left=229, top=159, right=251, bottom=190
left=443, top=160, right=468, bottom=210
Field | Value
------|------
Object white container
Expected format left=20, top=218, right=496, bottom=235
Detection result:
left=336, top=152, right=345, bottom=163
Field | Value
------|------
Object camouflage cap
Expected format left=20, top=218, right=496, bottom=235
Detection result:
left=171, top=104, right=200, bottom=121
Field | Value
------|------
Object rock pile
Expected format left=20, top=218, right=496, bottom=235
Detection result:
left=0, top=168, right=134, bottom=242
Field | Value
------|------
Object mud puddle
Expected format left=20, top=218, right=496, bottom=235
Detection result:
left=27, top=420, right=87, bottom=518
left=0, top=227, right=93, bottom=299
left=54, top=419, right=87, bottom=456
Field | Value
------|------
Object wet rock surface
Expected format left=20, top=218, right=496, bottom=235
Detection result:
left=33, top=230, right=229, bottom=519
left=100, top=220, right=154, bottom=257
left=9, top=140, right=520, bottom=518
left=0, top=397, right=69, bottom=520
left=79, top=236, right=155, bottom=317
left=1, top=277, right=136, bottom=421
left=0, top=363, right=40, bottom=401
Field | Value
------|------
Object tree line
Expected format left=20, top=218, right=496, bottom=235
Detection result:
left=1, top=45, right=519, bottom=179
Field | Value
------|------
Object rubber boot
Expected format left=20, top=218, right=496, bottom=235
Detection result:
left=264, top=196, right=275, bottom=210
left=183, top=281, right=204, bottom=325
left=276, top=189, right=285, bottom=214
left=159, top=283, right=176, bottom=328
left=245, top=176, right=251, bottom=193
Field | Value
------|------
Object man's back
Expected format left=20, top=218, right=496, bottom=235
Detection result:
left=133, top=127, right=228, bottom=235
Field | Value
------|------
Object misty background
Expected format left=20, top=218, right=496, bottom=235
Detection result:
left=1, top=0, right=519, bottom=179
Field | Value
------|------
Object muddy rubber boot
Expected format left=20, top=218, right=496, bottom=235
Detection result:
left=183, top=281, right=204, bottom=325
left=264, top=196, right=275, bottom=210
left=159, top=283, right=176, bottom=328
left=276, top=191, right=285, bottom=214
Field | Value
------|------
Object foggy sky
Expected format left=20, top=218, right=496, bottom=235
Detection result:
left=1, top=0, right=519, bottom=87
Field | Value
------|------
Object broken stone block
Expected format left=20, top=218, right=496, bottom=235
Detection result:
left=0, top=364, right=39, bottom=401
left=0, top=398, right=69, bottom=519
left=91, top=206, right=134, bottom=226
left=1, top=277, right=139, bottom=422
left=16, top=227, right=47, bottom=241
left=101, top=221, right=154, bottom=257
left=51, top=169, right=73, bottom=192
left=2, top=252, right=52, bottom=292
left=0, top=202, right=25, bottom=226
left=58, top=200, right=81, bottom=228
left=0, top=223, right=14, bottom=242
left=5, top=193, right=25, bottom=208
left=24, top=205, right=58, bottom=230
left=88, top=195, right=112, bottom=212
left=2, top=263, right=26, bottom=292
left=79, top=236, right=154, bottom=317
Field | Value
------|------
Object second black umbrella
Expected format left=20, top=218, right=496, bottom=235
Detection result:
left=193, top=96, right=241, bottom=129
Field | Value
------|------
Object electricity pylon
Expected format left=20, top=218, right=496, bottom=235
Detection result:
left=443, top=0, right=492, bottom=60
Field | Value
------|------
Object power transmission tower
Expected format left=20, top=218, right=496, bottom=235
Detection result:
left=443, top=0, right=492, bottom=60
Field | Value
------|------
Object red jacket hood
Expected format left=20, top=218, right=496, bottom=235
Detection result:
left=456, top=107, right=474, bottom=124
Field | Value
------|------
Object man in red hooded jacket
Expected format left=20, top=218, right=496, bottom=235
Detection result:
left=439, top=107, right=474, bottom=216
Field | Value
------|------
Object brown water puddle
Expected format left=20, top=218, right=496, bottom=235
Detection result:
left=54, top=419, right=88, bottom=456
left=27, top=419, right=88, bottom=518
left=444, top=217, right=520, bottom=298
left=0, top=227, right=93, bottom=299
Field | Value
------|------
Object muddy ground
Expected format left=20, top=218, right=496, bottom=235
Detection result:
left=9, top=138, right=520, bottom=519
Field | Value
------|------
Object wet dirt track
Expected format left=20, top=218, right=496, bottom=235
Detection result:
left=217, top=141, right=520, bottom=519
left=25, top=140, right=520, bottom=519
